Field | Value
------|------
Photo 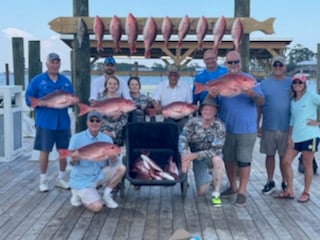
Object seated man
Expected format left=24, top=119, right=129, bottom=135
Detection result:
left=68, top=110, right=126, bottom=212
left=178, top=98, right=226, bottom=207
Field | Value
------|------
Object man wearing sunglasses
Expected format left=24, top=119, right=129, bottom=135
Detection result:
left=258, top=56, right=292, bottom=196
left=89, top=56, right=131, bottom=104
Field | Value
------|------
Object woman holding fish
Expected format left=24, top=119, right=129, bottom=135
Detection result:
left=276, top=74, right=320, bottom=202
left=207, top=51, right=264, bottom=207
left=179, top=98, right=226, bottom=207
left=66, top=110, right=125, bottom=212
left=25, top=53, right=76, bottom=193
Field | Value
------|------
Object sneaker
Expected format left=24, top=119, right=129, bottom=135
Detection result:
left=39, top=180, right=49, bottom=192
left=55, top=178, right=70, bottom=190
left=235, top=193, right=246, bottom=207
left=261, top=181, right=275, bottom=195
left=220, top=187, right=237, bottom=198
left=211, top=193, right=222, bottom=207
left=281, top=182, right=288, bottom=191
left=70, top=190, right=82, bottom=207
left=103, top=194, right=118, bottom=208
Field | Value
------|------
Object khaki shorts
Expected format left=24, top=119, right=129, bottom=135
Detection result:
left=73, top=166, right=118, bottom=206
left=260, top=130, right=288, bottom=156
left=223, top=133, right=256, bottom=163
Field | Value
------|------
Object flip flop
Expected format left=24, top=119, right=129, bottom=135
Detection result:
left=298, top=192, right=310, bottom=203
left=274, top=191, right=294, bottom=199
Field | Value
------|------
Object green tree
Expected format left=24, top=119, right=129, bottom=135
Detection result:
left=286, top=44, right=316, bottom=73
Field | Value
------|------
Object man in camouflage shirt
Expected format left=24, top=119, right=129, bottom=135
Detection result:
left=179, top=98, right=226, bottom=207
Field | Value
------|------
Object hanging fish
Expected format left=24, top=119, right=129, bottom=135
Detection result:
left=109, top=15, right=122, bottom=52
left=125, top=12, right=139, bottom=54
left=213, top=16, right=226, bottom=54
left=143, top=17, right=157, bottom=58
left=161, top=16, right=173, bottom=48
left=177, top=15, right=190, bottom=48
left=76, top=17, right=87, bottom=49
left=231, top=17, right=244, bottom=52
left=196, top=16, right=208, bottom=50
left=93, top=15, right=105, bottom=53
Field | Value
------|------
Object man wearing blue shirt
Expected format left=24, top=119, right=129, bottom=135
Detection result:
left=25, top=53, right=74, bottom=192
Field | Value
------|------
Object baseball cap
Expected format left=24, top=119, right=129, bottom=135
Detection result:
left=167, top=64, right=179, bottom=73
left=272, top=56, right=285, bottom=65
left=292, top=73, right=307, bottom=82
left=87, top=110, right=103, bottom=120
left=47, top=52, right=60, bottom=61
left=104, top=56, right=116, bottom=65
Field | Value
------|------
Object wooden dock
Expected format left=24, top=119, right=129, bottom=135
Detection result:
left=1, top=137, right=320, bottom=240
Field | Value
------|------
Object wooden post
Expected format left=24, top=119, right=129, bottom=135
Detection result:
left=28, top=41, right=42, bottom=88
left=12, top=37, right=25, bottom=87
left=317, top=44, right=320, bottom=119
left=5, top=64, right=10, bottom=85
left=73, top=0, right=90, bottom=132
left=234, top=0, right=250, bottom=73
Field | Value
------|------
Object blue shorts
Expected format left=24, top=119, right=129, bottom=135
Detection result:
left=192, top=158, right=213, bottom=188
left=294, top=138, right=320, bottom=152
left=34, top=127, right=71, bottom=152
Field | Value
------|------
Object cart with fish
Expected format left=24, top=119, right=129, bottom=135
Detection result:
left=120, top=121, right=188, bottom=198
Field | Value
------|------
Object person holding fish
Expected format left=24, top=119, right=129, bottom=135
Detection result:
left=192, top=49, right=227, bottom=105
left=89, top=56, right=131, bottom=104
left=275, top=74, right=320, bottom=202
left=179, top=98, right=226, bottom=207
left=67, top=110, right=126, bottom=212
left=25, top=53, right=74, bottom=192
left=149, top=64, right=193, bottom=131
left=206, top=50, right=264, bottom=207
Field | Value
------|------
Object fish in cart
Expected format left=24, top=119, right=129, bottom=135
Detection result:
left=231, top=17, right=244, bottom=52
left=109, top=15, right=122, bottom=52
left=58, top=142, right=121, bottom=161
left=165, top=156, right=179, bottom=179
left=196, top=16, right=208, bottom=50
left=162, top=102, right=198, bottom=120
left=213, top=16, right=226, bottom=54
left=143, top=17, right=158, bottom=58
left=77, top=98, right=136, bottom=117
left=177, top=15, right=190, bottom=48
left=161, top=16, right=173, bottom=48
left=93, top=15, right=105, bottom=53
left=194, top=73, right=256, bottom=97
left=125, top=12, right=139, bottom=54
left=28, top=90, right=79, bottom=109
left=77, top=17, right=87, bottom=48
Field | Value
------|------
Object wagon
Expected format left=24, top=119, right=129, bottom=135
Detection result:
left=120, top=122, right=188, bottom=198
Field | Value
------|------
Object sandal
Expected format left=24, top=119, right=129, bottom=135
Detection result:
left=274, top=191, right=294, bottom=199
left=298, top=192, right=310, bottom=203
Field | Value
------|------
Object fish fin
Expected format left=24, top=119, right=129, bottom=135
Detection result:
left=29, top=97, right=39, bottom=108
left=58, top=149, right=71, bottom=160
left=194, top=82, right=206, bottom=95
left=77, top=103, right=91, bottom=116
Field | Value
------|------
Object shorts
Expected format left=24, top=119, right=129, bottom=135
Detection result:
left=73, top=165, right=118, bottom=206
left=294, top=138, right=320, bottom=152
left=260, top=130, right=288, bottom=156
left=223, top=133, right=256, bottom=163
left=192, top=156, right=216, bottom=188
left=34, top=127, right=71, bottom=152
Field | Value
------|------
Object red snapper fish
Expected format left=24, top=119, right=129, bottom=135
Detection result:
left=194, top=73, right=256, bottom=97
left=161, top=16, right=173, bottom=48
left=162, top=102, right=198, bottom=120
left=109, top=15, right=122, bottom=52
left=231, top=17, right=244, bottom=52
left=213, top=16, right=226, bottom=54
left=93, top=15, right=105, bottom=53
left=177, top=15, right=190, bottom=48
left=58, top=142, right=121, bottom=161
left=196, top=16, right=208, bottom=50
left=77, top=98, right=136, bottom=117
left=143, top=17, right=158, bottom=58
left=29, top=90, right=79, bottom=109
left=125, top=12, right=139, bottom=54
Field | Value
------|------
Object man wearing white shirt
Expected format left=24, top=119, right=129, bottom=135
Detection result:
left=89, top=56, right=131, bottom=103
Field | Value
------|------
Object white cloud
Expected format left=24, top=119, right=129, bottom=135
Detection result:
left=2, top=27, right=35, bottom=39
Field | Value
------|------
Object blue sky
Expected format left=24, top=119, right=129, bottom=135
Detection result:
left=1, top=0, right=319, bottom=71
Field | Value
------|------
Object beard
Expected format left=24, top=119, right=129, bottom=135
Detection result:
left=105, top=68, right=114, bottom=75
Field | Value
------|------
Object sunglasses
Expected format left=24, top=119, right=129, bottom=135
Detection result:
left=292, top=80, right=304, bottom=85
left=89, top=118, right=101, bottom=123
left=169, top=72, right=179, bottom=77
left=227, top=60, right=240, bottom=65
left=273, top=63, right=284, bottom=67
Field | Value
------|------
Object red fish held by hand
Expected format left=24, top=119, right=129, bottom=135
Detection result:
left=231, top=17, right=244, bottom=52
left=162, top=102, right=198, bottom=120
left=196, top=16, right=208, bottom=50
left=177, top=15, right=190, bottom=48
left=194, top=73, right=256, bottom=97
left=109, top=15, right=122, bottom=53
left=161, top=16, right=173, bottom=48
left=93, top=15, right=105, bottom=53
left=213, top=16, right=226, bottom=54
left=143, top=17, right=158, bottom=58
left=125, top=13, right=138, bottom=54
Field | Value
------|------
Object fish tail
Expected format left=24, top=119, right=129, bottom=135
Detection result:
left=29, top=97, right=39, bottom=108
left=144, top=50, right=151, bottom=58
left=58, top=149, right=71, bottom=160
left=77, top=103, right=91, bottom=116
left=116, top=42, right=121, bottom=52
left=194, top=82, right=206, bottom=94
